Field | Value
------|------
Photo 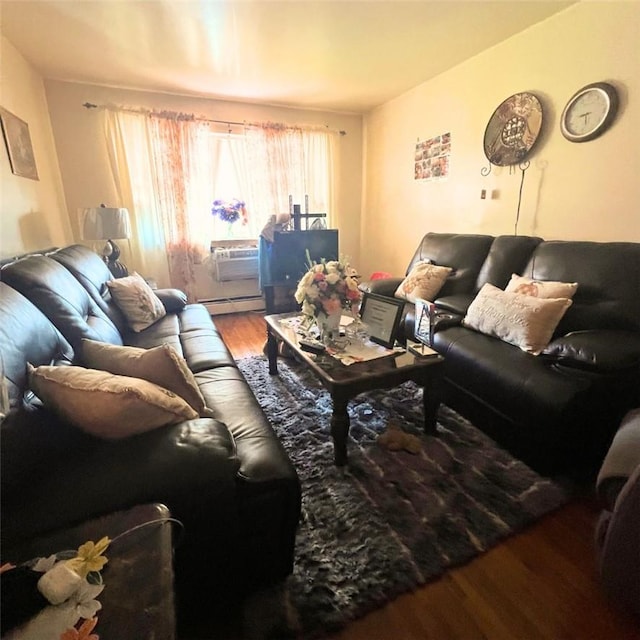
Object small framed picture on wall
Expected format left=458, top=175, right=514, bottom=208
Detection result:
left=0, top=107, right=39, bottom=180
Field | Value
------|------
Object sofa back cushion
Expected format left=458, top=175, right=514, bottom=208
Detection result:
left=1, top=255, right=123, bottom=352
left=524, top=241, right=640, bottom=333
left=407, top=233, right=494, bottom=297
left=50, top=244, right=128, bottom=334
left=0, top=282, right=73, bottom=409
left=475, top=235, right=543, bottom=291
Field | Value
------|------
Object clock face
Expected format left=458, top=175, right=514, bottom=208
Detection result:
left=561, top=82, right=619, bottom=142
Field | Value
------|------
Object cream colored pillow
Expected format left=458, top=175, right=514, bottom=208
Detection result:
left=505, top=273, right=578, bottom=300
left=462, top=283, right=572, bottom=355
left=395, top=262, right=453, bottom=303
left=28, top=364, right=198, bottom=439
left=106, top=272, right=166, bottom=332
left=81, top=339, right=210, bottom=417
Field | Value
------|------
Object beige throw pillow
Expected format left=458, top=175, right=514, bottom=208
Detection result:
left=505, top=273, right=578, bottom=300
left=106, top=272, right=166, bottom=332
left=462, top=283, right=572, bottom=355
left=28, top=364, right=198, bottom=439
left=81, top=339, right=210, bottom=417
left=395, top=262, right=452, bottom=303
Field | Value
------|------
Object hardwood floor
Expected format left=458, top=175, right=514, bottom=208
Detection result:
left=214, top=312, right=640, bottom=640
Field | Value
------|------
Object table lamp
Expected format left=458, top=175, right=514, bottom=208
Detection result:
left=81, top=205, right=131, bottom=278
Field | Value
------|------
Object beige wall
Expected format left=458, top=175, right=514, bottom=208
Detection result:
left=43, top=81, right=363, bottom=280
left=3, top=2, right=639, bottom=280
left=360, top=3, right=640, bottom=278
left=0, top=36, right=71, bottom=258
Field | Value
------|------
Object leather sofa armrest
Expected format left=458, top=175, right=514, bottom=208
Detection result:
left=543, top=330, right=640, bottom=373
left=358, top=277, right=404, bottom=298
left=154, top=288, right=188, bottom=313
left=1, top=417, right=241, bottom=547
left=433, top=293, right=475, bottom=316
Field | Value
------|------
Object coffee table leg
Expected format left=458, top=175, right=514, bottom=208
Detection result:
left=423, top=377, right=441, bottom=435
left=330, top=396, right=350, bottom=467
left=267, top=327, right=279, bottom=375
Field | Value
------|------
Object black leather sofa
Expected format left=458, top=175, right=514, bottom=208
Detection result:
left=0, top=245, right=301, bottom=623
left=361, top=233, right=640, bottom=475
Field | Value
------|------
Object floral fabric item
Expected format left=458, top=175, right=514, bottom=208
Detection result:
left=462, top=283, right=572, bottom=355
left=80, top=339, right=211, bottom=417
left=505, top=273, right=578, bottom=299
left=28, top=365, right=198, bottom=439
left=106, top=273, right=166, bottom=332
left=394, top=262, right=452, bottom=303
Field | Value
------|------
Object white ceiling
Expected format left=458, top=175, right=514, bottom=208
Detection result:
left=1, top=1, right=574, bottom=114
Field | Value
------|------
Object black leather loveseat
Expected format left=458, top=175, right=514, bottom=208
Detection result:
left=361, top=233, right=640, bottom=476
left=0, top=245, right=301, bottom=623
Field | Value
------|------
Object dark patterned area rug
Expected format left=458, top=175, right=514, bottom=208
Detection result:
left=237, top=355, right=570, bottom=639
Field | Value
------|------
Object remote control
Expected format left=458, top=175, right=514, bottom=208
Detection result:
left=299, top=339, right=326, bottom=354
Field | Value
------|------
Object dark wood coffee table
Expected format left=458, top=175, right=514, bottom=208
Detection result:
left=265, top=312, right=445, bottom=467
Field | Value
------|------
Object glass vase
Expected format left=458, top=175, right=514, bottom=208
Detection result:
left=316, top=310, right=341, bottom=346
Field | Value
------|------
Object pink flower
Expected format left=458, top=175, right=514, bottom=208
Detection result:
left=321, top=297, right=343, bottom=315
left=60, top=617, right=99, bottom=640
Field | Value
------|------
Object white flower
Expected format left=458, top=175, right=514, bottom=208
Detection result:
left=32, top=555, right=58, bottom=573
left=325, top=261, right=340, bottom=272
left=325, top=272, right=341, bottom=285
left=301, top=300, right=316, bottom=316
left=72, top=581, right=104, bottom=619
left=309, top=286, right=321, bottom=300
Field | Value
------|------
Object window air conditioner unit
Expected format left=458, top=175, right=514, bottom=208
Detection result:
left=213, top=247, right=259, bottom=282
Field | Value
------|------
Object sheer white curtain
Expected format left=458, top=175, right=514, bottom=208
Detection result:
left=103, top=109, right=337, bottom=299
left=245, top=125, right=336, bottom=224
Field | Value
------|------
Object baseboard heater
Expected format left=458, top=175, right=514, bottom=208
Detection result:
left=198, top=294, right=265, bottom=316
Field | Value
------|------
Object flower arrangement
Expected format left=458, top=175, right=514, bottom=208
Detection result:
left=294, top=256, right=362, bottom=320
left=1, top=536, right=110, bottom=639
left=211, top=198, right=248, bottom=225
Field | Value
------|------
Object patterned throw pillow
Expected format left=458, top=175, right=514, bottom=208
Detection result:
left=505, top=273, right=578, bottom=299
left=81, top=339, right=211, bottom=417
left=28, top=364, right=198, bottom=439
left=106, top=272, right=166, bottom=332
left=394, top=262, right=453, bottom=303
left=462, top=283, right=572, bottom=355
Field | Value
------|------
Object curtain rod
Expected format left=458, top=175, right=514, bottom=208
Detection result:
left=82, top=102, right=346, bottom=136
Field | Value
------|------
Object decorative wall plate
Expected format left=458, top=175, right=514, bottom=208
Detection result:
left=483, top=92, right=543, bottom=166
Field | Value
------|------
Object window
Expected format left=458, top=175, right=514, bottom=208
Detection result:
left=104, top=108, right=336, bottom=296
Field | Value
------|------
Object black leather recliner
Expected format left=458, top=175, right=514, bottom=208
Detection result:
left=361, top=233, right=640, bottom=475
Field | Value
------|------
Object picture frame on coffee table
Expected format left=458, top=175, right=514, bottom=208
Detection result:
left=414, top=298, right=436, bottom=347
left=359, top=292, right=404, bottom=349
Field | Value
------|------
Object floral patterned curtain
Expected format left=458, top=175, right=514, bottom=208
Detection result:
left=103, top=108, right=337, bottom=301
left=104, top=111, right=212, bottom=300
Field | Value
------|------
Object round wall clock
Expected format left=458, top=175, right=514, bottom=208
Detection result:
left=560, top=82, right=619, bottom=143
left=483, top=92, right=543, bottom=166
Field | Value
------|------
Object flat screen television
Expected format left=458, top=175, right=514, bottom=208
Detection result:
left=269, top=229, right=339, bottom=284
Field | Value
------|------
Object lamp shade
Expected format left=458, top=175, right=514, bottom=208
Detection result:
left=82, top=207, right=131, bottom=241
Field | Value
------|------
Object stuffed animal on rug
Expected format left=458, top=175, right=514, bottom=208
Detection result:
left=377, top=420, right=422, bottom=454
